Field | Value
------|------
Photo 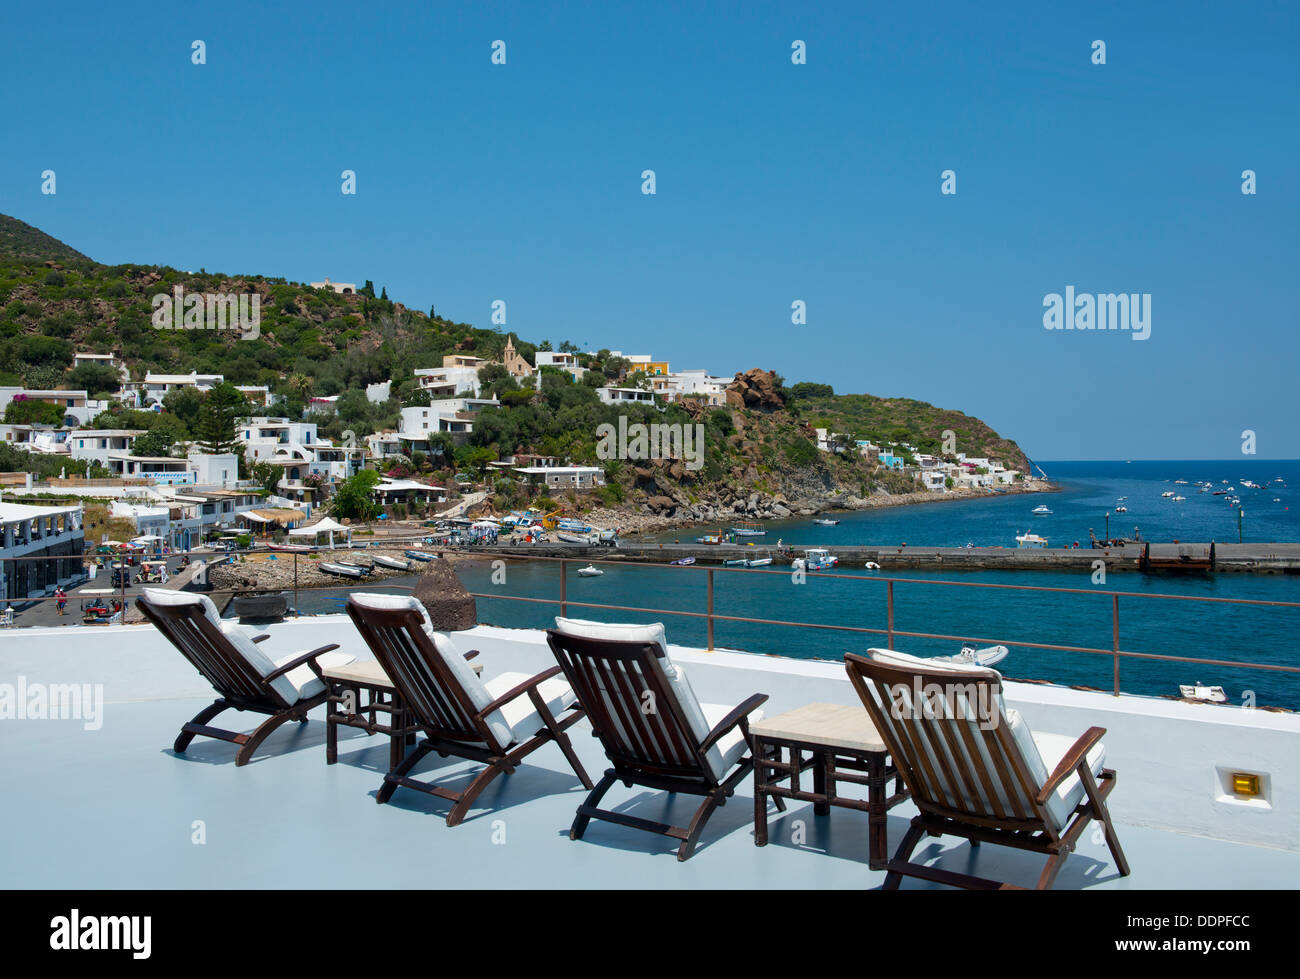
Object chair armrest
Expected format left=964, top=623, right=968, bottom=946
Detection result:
left=463, top=649, right=480, bottom=661
left=1035, top=726, right=1106, bottom=805
left=250, top=634, right=271, bottom=644
left=479, top=665, right=563, bottom=715
left=263, top=643, right=342, bottom=683
left=699, top=693, right=769, bottom=752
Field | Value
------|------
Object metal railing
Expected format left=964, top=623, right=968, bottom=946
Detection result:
left=2, top=545, right=1299, bottom=701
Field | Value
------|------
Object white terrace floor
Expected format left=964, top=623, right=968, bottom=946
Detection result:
left=2, top=617, right=1297, bottom=889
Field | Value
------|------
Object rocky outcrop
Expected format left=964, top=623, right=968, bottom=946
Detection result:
left=725, top=368, right=786, bottom=412
left=412, top=558, right=478, bottom=631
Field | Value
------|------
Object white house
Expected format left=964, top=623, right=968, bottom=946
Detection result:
left=513, top=465, right=606, bottom=490
left=0, top=501, right=85, bottom=601
left=414, top=366, right=484, bottom=399
left=596, top=386, right=654, bottom=406
left=68, top=430, right=147, bottom=467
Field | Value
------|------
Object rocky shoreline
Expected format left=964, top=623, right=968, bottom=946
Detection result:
left=579, top=480, right=1055, bottom=538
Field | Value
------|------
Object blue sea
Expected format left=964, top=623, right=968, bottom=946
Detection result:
left=316, top=461, right=1300, bottom=708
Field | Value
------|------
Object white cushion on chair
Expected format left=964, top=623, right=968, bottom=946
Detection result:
left=351, top=592, right=515, bottom=746
left=142, top=589, right=304, bottom=704
left=1031, top=729, right=1107, bottom=831
left=554, top=616, right=760, bottom=781
left=554, top=616, right=667, bottom=650
left=700, top=701, right=763, bottom=779
left=271, top=649, right=356, bottom=701
left=483, top=672, right=578, bottom=744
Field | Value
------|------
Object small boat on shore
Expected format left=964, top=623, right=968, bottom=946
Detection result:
left=576, top=565, right=603, bottom=577
left=557, top=531, right=593, bottom=545
left=1179, top=682, right=1227, bottom=704
left=404, top=549, right=435, bottom=562
left=373, top=555, right=411, bottom=571
left=669, top=556, right=695, bottom=566
left=320, top=562, right=367, bottom=578
left=928, top=644, right=1010, bottom=668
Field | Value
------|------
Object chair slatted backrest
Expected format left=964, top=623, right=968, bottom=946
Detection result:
left=346, top=600, right=497, bottom=748
left=546, top=631, right=712, bottom=782
left=136, top=596, right=283, bottom=707
left=845, top=652, right=1048, bottom=833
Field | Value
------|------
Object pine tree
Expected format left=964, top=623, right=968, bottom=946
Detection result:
left=194, top=383, right=249, bottom=456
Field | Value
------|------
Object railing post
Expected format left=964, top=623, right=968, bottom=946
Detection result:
left=1112, top=593, right=1120, bottom=696
left=887, top=580, right=895, bottom=649
left=560, top=559, right=567, bottom=618
left=707, top=569, right=715, bottom=651
left=293, top=551, right=299, bottom=615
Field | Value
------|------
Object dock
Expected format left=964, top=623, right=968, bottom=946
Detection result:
left=478, top=540, right=1300, bottom=574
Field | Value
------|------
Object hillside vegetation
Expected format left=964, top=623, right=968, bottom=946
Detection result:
left=0, top=212, right=1033, bottom=513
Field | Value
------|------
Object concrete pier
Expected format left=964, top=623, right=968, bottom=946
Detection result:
left=482, top=540, right=1300, bottom=573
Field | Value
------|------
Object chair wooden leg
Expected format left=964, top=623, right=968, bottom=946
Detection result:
left=553, top=729, right=594, bottom=790
left=883, top=818, right=926, bottom=890
left=173, top=701, right=229, bottom=754
left=1036, top=849, right=1070, bottom=890
left=234, top=709, right=300, bottom=767
left=571, top=771, right=618, bottom=841
left=378, top=741, right=433, bottom=804
left=446, top=762, right=507, bottom=827
left=1085, top=769, right=1130, bottom=877
left=678, top=790, right=724, bottom=861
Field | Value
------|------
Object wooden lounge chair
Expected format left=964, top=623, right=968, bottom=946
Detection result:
left=546, top=617, right=771, bottom=861
left=345, top=593, right=593, bottom=826
left=844, top=648, right=1130, bottom=889
left=137, top=588, right=355, bottom=766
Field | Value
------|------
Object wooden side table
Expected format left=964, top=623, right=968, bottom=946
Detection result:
left=751, top=702, right=909, bottom=870
left=323, top=658, right=482, bottom=769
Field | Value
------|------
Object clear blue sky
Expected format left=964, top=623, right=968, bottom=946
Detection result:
left=3, top=1, right=1296, bottom=460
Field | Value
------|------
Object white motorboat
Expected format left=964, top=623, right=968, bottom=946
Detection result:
left=811, top=518, right=840, bottom=526
left=744, top=557, right=773, bottom=567
left=792, top=548, right=838, bottom=571
left=1031, top=504, right=1053, bottom=514
left=1179, top=682, right=1227, bottom=704
left=1015, top=532, right=1048, bottom=548
left=1172, top=496, right=1186, bottom=502
left=557, top=531, right=593, bottom=545
left=576, top=565, right=603, bottom=577
left=1161, top=491, right=1175, bottom=498
left=928, top=644, right=1010, bottom=668
left=320, top=562, right=366, bottom=578
left=373, top=555, right=411, bottom=571
left=864, top=561, right=881, bottom=570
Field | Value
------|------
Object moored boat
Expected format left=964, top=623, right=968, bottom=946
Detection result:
left=373, top=555, right=411, bottom=571
left=812, top=518, right=840, bottom=526
left=792, top=548, right=838, bottom=571
left=404, top=549, right=435, bottom=562
left=928, top=644, right=1010, bottom=668
left=1015, top=532, right=1048, bottom=548
left=1179, top=682, right=1228, bottom=704
left=669, top=556, right=695, bottom=566
left=744, top=557, right=773, bottom=567
left=320, top=562, right=366, bottom=578
left=576, top=564, right=603, bottom=577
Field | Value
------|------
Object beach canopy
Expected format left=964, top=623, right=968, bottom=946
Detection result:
left=289, top=516, right=351, bottom=549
